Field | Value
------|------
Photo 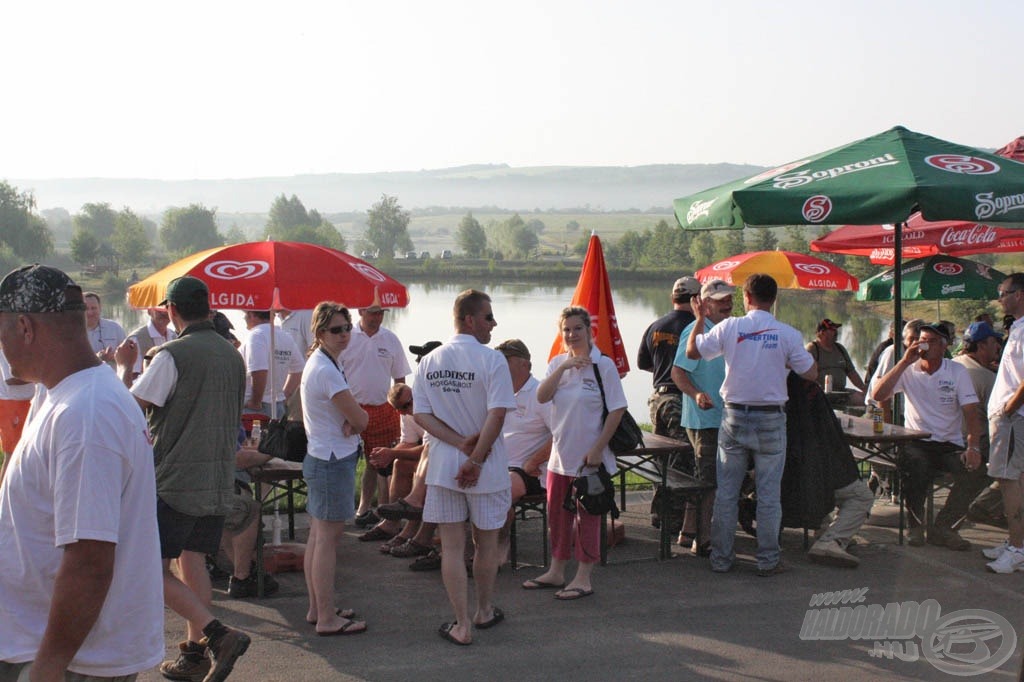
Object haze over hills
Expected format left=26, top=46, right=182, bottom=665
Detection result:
left=13, top=162, right=767, bottom=214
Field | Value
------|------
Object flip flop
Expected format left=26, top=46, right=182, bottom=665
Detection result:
left=317, top=619, right=367, bottom=636
left=522, top=579, right=565, bottom=590
left=438, top=622, right=472, bottom=646
left=555, top=587, right=594, bottom=601
left=474, top=607, right=504, bottom=630
left=307, top=608, right=356, bottom=625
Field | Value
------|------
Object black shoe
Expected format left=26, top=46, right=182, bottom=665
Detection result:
left=202, top=627, right=251, bottom=682
left=410, top=548, right=442, bottom=571
left=354, top=509, right=380, bottom=528
left=228, top=572, right=279, bottom=598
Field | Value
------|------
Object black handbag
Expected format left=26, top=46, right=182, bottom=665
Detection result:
left=257, top=407, right=308, bottom=462
left=592, top=363, right=644, bottom=453
left=563, top=463, right=620, bottom=518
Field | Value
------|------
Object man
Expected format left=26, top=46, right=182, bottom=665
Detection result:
left=276, top=308, right=314, bottom=356
left=807, top=318, right=867, bottom=404
left=84, top=291, right=126, bottom=366
left=984, top=273, right=1024, bottom=573
left=954, top=321, right=1002, bottom=444
left=637, top=276, right=699, bottom=440
left=686, top=274, right=816, bottom=576
left=341, top=304, right=412, bottom=536
left=872, top=322, right=988, bottom=550
left=413, top=289, right=515, bottom=645
left=127, top=306, right=178, bottom=381
left=241, top=310, right=304, bottom=419
left=127, top=276, right=250, bottom=681
left=671, top=279, right=734, bottom=556
left=0, top=265, right=163, bottom=679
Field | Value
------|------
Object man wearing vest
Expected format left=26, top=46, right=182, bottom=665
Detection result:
left=127, top=306, right=178, bottom=383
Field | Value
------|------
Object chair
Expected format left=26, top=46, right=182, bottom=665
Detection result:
left=510, top=493, right=548, bottom=572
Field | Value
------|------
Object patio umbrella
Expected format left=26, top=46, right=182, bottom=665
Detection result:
left=547, top=233, right=630, bottom=376
left=695, top=250, right=858, bottom=291
left=856, top=255, right=1006, bottom=305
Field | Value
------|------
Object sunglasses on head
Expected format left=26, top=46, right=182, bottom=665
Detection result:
left=327, top=323, right=353, bottom=335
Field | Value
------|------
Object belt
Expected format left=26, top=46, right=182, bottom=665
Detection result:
left=725, top=402, right=784, bottom=413
left=655, top=385, right=680, bottom=395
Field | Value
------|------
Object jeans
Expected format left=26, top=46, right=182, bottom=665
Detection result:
left=711, top=406, right=786, bottom=571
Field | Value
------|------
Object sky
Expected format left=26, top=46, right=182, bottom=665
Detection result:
left=3, top=0, right=1021, bottom=180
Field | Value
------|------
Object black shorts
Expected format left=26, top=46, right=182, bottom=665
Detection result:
left=509, top=467, right=544, bottom=496
left=157, top=497, right=226, bottom=559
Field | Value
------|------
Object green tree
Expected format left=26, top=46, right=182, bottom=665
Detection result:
left=70, top=227, right=100, bottom=265
left=779, top=225, right=810, bottom=253
left=571, top=232, right=591, bottom=256
left=0, top=181, right=54, bottom=260
left=748, top=227, right=778, bottom=253
left=224, top=225, right=247, bottom=245
left=644, top=219, right=692, bottom=268
left=526, top=218, right=546, bottom=234
left=266, top=194, right=311, bottom=235
left=111, top=208, right=151, bottom=265
left=689, top=232, right=715, bottom=267
left=41, top=207, right=73, bottom=243
left=489, top=214, right=538, bottom=259
left=263, top=195, right=346, bottom=250
left=565, top=220, right=580, bottom=232
left=73, top=202, right=118, bottom=241
left=456, top=212, right=487, bottom=257
left=615, top=230, right=648, bottom=267
left=160, top=204, right=222, bottom=255
left=363, top=194, right=413, bottom=257
left=713, top=229, right=746, bottom=261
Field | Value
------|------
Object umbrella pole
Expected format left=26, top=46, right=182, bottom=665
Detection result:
left=893, top=222, right=905, bottom=427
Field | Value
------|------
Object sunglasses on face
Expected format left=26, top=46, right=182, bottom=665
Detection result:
left=326, top=323, right=353, bottom=335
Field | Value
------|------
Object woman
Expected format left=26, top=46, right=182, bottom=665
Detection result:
left=523, top=306, right=626, bottom=600
left=301, top=302, right=369, bottom=635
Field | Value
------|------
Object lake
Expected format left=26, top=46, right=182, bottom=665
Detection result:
left=107, top=280, right=892, bottom=424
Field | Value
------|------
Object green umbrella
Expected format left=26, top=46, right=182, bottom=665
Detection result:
left=856, top=255, right=1006, bottom=301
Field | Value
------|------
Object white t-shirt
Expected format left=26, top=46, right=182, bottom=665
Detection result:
left=340, top=325, right=411, bottom=405
left=131, top=321, right=177, bottom=375
left=242, top=323, right=305, bottom=405
left=86, top=318, right=126, bottom=354
left=546, top=346, right=627, bottom=476
left=131, top=349, right=178, bottom=407
left=0, top=366, right=163, bottom=676
left=503, top=375, right=553, bottom=471
left=0, top=353, right=34, bottom=401
left=695, top=309, right=814, bottom=404
left=891, top=358, right=978, bottom=446
left=413, top=334, right=516, bottom=493
left=991, top=319, right=1024, bottom=418
left=277, top=309, right=314, bottom=356
left=301, top=349, right=360, bottom=461
left=399, top=412, right=426, bottom=445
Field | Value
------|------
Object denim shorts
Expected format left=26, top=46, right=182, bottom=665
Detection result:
left=303, top=450, right=358, bottom=522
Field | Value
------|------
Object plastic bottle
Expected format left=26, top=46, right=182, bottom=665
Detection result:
left=271, top=502, right=283, bottom=545
left=251, top=420, right=262, bottom=447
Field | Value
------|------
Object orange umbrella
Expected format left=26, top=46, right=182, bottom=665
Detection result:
left=548, top=233, right=630, bottom=376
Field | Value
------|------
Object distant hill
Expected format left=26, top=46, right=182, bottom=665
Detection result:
left=13, top=162, right=766, bottom=214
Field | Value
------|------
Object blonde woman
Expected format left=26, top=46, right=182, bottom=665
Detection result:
left=301, top=302, right=369, bottom=635
left=524, top=306, right=626, bottom=600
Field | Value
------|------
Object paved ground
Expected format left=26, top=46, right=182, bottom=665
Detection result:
left=138, top=492, right=1024, bottom=681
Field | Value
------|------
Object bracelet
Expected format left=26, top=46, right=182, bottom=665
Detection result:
left=966, top=446, right=980, bottom=453
left=467, top=459, right=482, bottom=468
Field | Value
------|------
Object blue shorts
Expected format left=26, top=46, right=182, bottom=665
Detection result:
left=303, top=450, right=358, bottom=522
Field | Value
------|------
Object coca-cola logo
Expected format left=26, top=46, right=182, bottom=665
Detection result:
left=203, top=260, right=270, bottom=280
left=933, top=262, right=964, bottom=276
left=925, top=154, right=1000, bottom=175
left=803, top=195, right=832, bottom=223
left=939, top=224, right=998, bottom=248
left=794, top=262, right=831, bottom=275
left=713, top=260, right=740, bottom=271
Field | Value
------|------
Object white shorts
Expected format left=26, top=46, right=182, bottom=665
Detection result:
left=423, top=484, right=511, bottom=530
left=989, top=413, right=1024, bottom=480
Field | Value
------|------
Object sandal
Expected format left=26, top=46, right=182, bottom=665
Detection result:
left=379, top=535, right=409, bottom=554
left=358, top=525, right=397, bottom=542
left=390, top=539, right=433, bottom=558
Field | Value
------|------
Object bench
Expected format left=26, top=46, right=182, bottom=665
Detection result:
left=509, top=493, right=548, bottom=572
left=250, top=460, right=306, bottom=596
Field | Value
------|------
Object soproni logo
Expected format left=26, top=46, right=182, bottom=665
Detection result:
left=800, top=588, right=1016, bottom=676
left=925, top=154, right=1000, bottom=175
left=941, top=283, right=967, bottom=295
left=933, top=262, right=964, bottom=276
left=743, top=159, right=812, bottom=185
left=772, top=153, right=899, bottom=189
left=802, top=195, right=832, bottom=223
left=351, top=262, right=387, bottom=283
left=975, top=191, right=1024, bottom=220
left=203, top=260, right=270, bottom=280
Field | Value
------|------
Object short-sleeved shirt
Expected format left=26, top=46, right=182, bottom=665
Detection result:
left=242, top=323, right=305, bottom=405
left=695, top=309, right=814, bottom=405
left=637, top=309, right=695, bottom=390
left=807, top=340, right=855, bottom=391
left=503, top=375, right=552, bottom=469
left=546, top=346, right=627, bottom=476
left=131, top=321, right=177, bottom=375
left=674, top=319, right=725, bottom=430
left=277, top=309, right=314, bottom=356
left=301, top=349, right=360, bottom=461
left=399, top=412, right=426, bottom=445
left=87, top=318, right=126, bottom=354
left=341, top=325, right=411, bottom=405
left=990, top=318, right=1024, bottom=419
left=413, top=334, right=516, bottom=493
left=890, top=358, right=978, bottom=446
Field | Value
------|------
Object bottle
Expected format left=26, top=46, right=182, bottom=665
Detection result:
left=869, top=401, right=884, bottom=434
left=824, top=374, right=834, bottom=393
left=271, top=502, right=283, bottom=545
left=251, top=420, right=262, bottom=447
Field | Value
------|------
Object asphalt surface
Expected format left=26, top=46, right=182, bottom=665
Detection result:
left=137, top=493, right=1024, bottom=681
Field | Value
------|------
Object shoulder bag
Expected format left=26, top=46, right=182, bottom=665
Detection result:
left=592, top=362, right=644, bottom=453
left=257, top=405, right=308, bottom=463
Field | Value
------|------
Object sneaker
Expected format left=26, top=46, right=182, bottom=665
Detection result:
left=159, top=641, right=210, bottom=682
left=354, top=509, right=379, bottom=528
left=906, top=527, right=925, bottom=547
left=410, top=548, right=442, bottom=571
left=390, top=539, right=432, bottom=558
left=228, top=572, right=279, bottom=598
left=756, top=562, right=788, bottom=577
left=983, top=540, right=1010, bottom=560
left=202, top=627, right=251, bottom=682
left=808, top=539, right=860, bottom=568
left=927, top=525, right=971, bottom=551
left=986, top=545, right=1024, bottom=574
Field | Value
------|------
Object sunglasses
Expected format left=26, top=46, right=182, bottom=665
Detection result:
left=483, top=313, right=495, bottom=322
left=326, top=323, right=353, bottom=335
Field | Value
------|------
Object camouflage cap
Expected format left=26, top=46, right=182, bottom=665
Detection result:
left=0, top=264, right=86, bottom=313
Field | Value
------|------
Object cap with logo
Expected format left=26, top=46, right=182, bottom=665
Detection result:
left=495, top=338, right=531, bottom=360
left=672, top=276, right=701, bottom=297
left=964, top=321, right=1003, bottom=344
left=817, top=318, right=842, bottom=332
left=0, top=264, right=86, bottom=313
left=919, top=322, right=951, bottom=343
left=159, top=276, right=209, bottom=307
left=700, top=279, right=735, bottom=301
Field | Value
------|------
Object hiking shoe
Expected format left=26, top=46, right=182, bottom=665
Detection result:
left=354, top=509, right=379, bottom=528
left=201, top=627, right=251, bottom=682
left=927, top=526, right=971, bottom=551
left=756, top=562, right=788, bottom=577
left=228, top=572, right=279, bottom=598
left=906, top=527, right=925, bottom=547
left=983, top=540, right=1010, bottom=560
left=410, top=548, right=441, bottom=571
left=159, top=641, right=209, bottom=682
left=808, top=539, right=859, bottom=568
left=377, top=498, right=423, bottom=521
left=390, top=539, right=432, bottom=558
left=986, top=545, right=1024, bottom=574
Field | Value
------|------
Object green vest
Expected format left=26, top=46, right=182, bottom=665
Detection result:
left=150, top=320, right=245, bottom=516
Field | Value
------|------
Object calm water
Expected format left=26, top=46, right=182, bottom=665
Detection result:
left=106, top=281, right=890, bottom=423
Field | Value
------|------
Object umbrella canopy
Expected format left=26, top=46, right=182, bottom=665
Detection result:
left=695, top=250, right=858, bottom=291
left=128, top=241, right=409, bottom=310
left=548, top=234, right=630, bottom=376
left=855, top=255, right=1006, bottom=302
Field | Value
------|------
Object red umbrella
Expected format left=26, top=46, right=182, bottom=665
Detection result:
left=695, top=250, right=859, bottom=291
left=548, top=234, right=630, bottom=376
left=128, top=240, right=409, bottom=310
left=811, top=136, right=1024, bottom=265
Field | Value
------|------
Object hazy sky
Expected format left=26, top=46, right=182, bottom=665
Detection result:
left=3, top=0, right=1020, bottom=180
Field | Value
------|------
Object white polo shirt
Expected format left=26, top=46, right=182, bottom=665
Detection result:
left=695, top=309, right=813, bottom=405
left=277, top=309, right=314, bottom=356
left=242, top=323, right=305, bottom=405
left=341, top=325, right=411, bottom=405
left=413, top=334, right=516, bottom=493
left=503, top=375, right=552, bottom=470
left=990, top=318, right=1024, bottom=418
left=891, top=358, right=978, bottom=446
